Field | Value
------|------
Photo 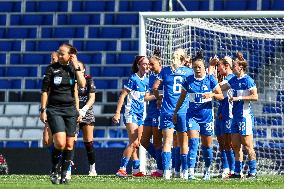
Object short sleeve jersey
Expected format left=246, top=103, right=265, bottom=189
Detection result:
left=157, top=66, right=193, bottom=114
left=42, top=62, right=77, bottom=107
left=227, top=74, right=256, bottom=119
left=146, top=72, right=162, bottom=118
left=218, top=73, right=235, bottom=120
left=78, top=75, right=96, bottom=109
left=124, top=73, right=149, bottom=115
left=182, top=74, right=219, bottom=123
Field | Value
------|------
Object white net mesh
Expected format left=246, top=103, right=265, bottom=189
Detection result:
left=142, top=14, right=284, bottom=175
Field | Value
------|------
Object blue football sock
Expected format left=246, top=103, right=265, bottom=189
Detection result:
left=171, top=148, right=176, bottom=170
left=202, top=146, right=213, bottom=169
left=181, top=154, right=188, bottom=171
left=226, top=149, right=235, bottom=172
left=248, top=160, right=257, bottom=174
left=175, top=147, right=181, bottom=172
left=120, top=157, right=129, bottom=169
left=188, top=138, right=199, bottom=169
left=162, top=152, right=171, bottom=171
left=156, top=148, right=163, bottom=171
left=235, top=161, right=243, bottom=174
left=147, top=143, right=157, bottom=160
left=132, top=160, right=140, bottom=170
left=221, top=150, right=229, bottom=169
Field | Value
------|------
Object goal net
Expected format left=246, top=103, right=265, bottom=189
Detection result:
left=139, top=11, right=284, bottom=175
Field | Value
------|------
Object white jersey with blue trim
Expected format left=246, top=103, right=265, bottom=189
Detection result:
left=218, top=73, right=235, bottom=120
left=157, top=66, right=193, bottom=114
left=182, top=74, right=219, bottom=123
left=124, top=73, right=149, bottom=116
left=227, top=74, right=256, bottom=118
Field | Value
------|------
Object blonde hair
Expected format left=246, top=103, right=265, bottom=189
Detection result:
left=171, top=48, right=186, bottom=70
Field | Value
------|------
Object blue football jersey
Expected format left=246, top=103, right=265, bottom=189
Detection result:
left=157, top=66, right=193, bottom=114
left=146, top=72, right=162, bottom=118
left=227, top=74, right=256, bottom=119
left=182, top=74, right=219, bottom=123
left=124, top=73, right=149, bottom=115
left=218, top=73, right=235, bottom=120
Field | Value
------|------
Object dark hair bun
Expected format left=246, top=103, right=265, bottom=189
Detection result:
left=153, top=49, right=161, bottom=58
left=192, top=49, right=204, bottom=62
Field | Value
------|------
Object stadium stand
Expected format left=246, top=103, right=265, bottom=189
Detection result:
left=0, top=0, right=283, bottom=150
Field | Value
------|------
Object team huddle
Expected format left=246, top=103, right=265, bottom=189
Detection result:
left=113, top=49, right=258, bottom=180
left=40, top=45, right=258, bottom=184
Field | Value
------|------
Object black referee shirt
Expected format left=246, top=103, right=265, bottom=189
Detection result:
left=42, top=62, right=77, bottom=107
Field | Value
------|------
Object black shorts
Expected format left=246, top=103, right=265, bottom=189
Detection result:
left=46, top=106, right=78, bottom=137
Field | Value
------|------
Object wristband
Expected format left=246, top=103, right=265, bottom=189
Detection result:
left=39, top=107, right=46, bottom=113
left=79, top=105, right=89, bottom=117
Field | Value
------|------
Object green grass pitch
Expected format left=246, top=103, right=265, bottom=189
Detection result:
left=0, top=175, right=283, bottom=189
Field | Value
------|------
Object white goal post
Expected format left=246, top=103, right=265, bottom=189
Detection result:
left=139, top=11, right=284, bottom=175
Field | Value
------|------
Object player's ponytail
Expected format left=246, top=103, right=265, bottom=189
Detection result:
left=171, top=48, right=186, bottom=70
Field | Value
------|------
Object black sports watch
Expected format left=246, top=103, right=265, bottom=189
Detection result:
left=75, top=67, right=81, bottom=71
left=39, top=107, right=46, bottom=113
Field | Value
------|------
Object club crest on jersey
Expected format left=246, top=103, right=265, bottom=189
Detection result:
left=202, top=85, right=208, bottom=91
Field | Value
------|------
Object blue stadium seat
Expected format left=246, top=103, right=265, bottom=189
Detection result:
left=277, top=91, right=284, bottom=102
left=0, top=79, right=12, bottom=88
left=95, top=79, right=117, bottom=89
left=0, top=142, right=3, bottom=148
left=73, top=1, right=115, bottom=12
left=107, top=141, right=127, bottom=148
left=88, top=27, right=99, bottom=38
left=224, top=0, right=248, bottom=10
left=271, top=129, right=284, bottom=138
left=129, top=1, right=153, bottom=11
left=85, top=41, right=116, bottom=51
left=214, top=0, right=224, bottom=10
left=78, top=53, right=102, bottom=65
left=99, top=27, right=132, bottom=38
left=119, top=1, right=129, bottom=11
left=30, top=141, right=39, bottom=148
left=106, top=53, right=117, bottom=64
left=0, top=14, right=6, bottom=25
left=6, top=28, right=37, bottom=39
left=58, top=14, right=100, bottom=25
left=26, top=1, right=68, bottom=12
left=261, top=0, right=270, bottom=10
left=102, top=67, right=126, bottom=77
left=255, top=116, right=267, bottom=126
left=271, top=0, right=284, bottom=10
left=254, top=129, right=267, bottom=138
left=247, top=0, right=257, bottom=10
left=22, top=54, right=50, bottom=64
left=0, top=53, right=5, bottom=64
left=7, top=66, right=37, bottom=77
left=6, top=141, right=29, bottom=148
left=94, top=129, right=105, bottom=138
left=0, top=2, right=21, bottom=12
left=121, top=40, right=138, bottom=51
left=115, top=14, right=138, bottom=25
left=27, top=40, right=60, bottom=51
left=25, top=79, right=42, bottom=89
left=89, top=66, right=101, bottom=77
left=10, top=14, right=53, bottom=25
left=118, top=53, right=135, bottom=64
left=42, top=27, right=84, bottom=38
left=152, top=1, right=163, bottom=11
left=0, top=40, right=21, bottom=51
left=0, top=67, right=5, bottom=76
left=109, top=129, right=128, bottom=138
left=266, top=116, right=282, bottom=126
left=262, top=103, right=282, bottom=114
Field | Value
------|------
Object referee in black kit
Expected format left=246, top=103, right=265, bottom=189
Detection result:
left=39, top=44, right=86, bottom=184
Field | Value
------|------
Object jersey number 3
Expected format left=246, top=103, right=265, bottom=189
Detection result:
left=173, top=76, right=183, bottom=94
